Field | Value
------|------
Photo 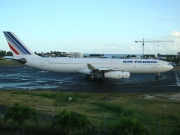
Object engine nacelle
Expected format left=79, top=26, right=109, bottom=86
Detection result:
left=104, top=71, right=130, bottom=79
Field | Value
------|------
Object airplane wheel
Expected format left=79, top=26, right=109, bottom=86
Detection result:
left=86, top=75, right=90, bottom=79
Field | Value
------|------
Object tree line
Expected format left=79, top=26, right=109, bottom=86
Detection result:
left=35, top=51, right=69, bottom=57
left=0, top=50, right=12, bottom=57
left=0, top=50, right=68, bottom=58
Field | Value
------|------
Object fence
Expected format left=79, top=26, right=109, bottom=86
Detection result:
left=35, top=109, right=179, bottom=135
left=1, top=107, right=179, bottom=135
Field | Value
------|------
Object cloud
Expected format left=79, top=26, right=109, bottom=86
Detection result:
left=156, top=18, right=179, bottom=23
left=84, top=44, right=142, bottom=54
left=172, top=31, right=180, bottom=38
left=43, top=30, right=180, bottom=55
left=130, top=45, right=139, bottom=51
left=154, top=31, right=180, bottom=54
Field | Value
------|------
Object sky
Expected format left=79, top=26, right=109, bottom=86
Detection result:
left=0, top=0, right=180, bottom=55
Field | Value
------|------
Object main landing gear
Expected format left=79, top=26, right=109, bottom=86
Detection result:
left=155, top=73, right=160, bottom=80
left=86, top=75, right=104, bottom=82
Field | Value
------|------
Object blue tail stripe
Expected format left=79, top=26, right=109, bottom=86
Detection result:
left=7, top=32, right=31, bottom=55
left=4, top=32, right=27, bottom=54
left=6, top=32, right=31, bottom=55
left=4, top=32, right=26, bottom=54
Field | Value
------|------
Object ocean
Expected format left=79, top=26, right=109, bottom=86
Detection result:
left=84, top=53, right=143, bottom=58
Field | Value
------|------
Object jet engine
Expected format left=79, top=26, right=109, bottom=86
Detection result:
left=104, top=71, right=130, bottom=79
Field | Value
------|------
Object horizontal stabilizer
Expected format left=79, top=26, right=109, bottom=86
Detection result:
left=3, top=56, right=27, bottom=64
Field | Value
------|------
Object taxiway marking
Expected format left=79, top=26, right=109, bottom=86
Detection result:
left=174, top=70, right=180, bottom=86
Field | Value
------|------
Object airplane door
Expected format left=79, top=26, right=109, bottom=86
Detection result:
left=40, top=59, right=45, bottom=66
left=84, top=61, right=87, bottom=68
left=132, top=62, right=136, bottom=68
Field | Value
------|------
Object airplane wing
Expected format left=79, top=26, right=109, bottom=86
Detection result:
left=86, top=64, right=130, bottom=79
left=87, top=64, right=123, bottom=73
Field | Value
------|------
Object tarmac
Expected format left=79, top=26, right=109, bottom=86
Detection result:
left=0, top=66, right=180, bottom=93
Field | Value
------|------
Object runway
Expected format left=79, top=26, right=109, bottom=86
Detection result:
left=0, top=66, right=179, bottom=93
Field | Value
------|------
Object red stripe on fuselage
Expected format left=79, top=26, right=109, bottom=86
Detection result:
left=8, top=43, right=20, bottom=55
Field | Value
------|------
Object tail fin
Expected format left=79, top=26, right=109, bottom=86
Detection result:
left=3, top=31, right=37, bottom=57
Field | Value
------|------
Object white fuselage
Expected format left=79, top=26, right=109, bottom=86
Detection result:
left=3, top=31, right=173, bottom=79
left=24, top=56, right=173, bottom=74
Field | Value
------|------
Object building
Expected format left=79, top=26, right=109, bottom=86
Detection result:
left=177, top=51, right=180, bottom=58
left=157, top=54, right=176, bottom=61
left=69, top=52, right=84, bottom=58
left=143, top=54, right=157, bottom=59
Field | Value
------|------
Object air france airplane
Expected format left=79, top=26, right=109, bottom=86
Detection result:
left=3, top=31, right=173, bottom=81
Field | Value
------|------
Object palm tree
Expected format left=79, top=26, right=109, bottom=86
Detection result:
left=4, top=103, right=38, bottom=135
left=53, top=110, right=91, bottom=135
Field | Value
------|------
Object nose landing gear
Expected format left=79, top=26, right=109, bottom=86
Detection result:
left=156, top=73, right=160, bottom=80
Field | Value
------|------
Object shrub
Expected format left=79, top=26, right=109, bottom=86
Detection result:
left=53, top=110, right=91, bottom=135
left=110, top=117, right=150, bottom=135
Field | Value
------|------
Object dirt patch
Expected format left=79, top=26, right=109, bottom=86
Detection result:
left=141, top=93, right=180, bottom=101
left=169, top=93, right=180, bottom=101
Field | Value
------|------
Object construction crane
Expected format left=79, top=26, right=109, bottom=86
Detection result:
left=135, top=38, right=174, bottom=55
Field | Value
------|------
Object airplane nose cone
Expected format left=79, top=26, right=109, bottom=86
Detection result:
left=169, top=65, right=173, bottom=70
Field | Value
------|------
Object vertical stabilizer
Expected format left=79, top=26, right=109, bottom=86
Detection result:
left=3, top=31, right=37, bottom=57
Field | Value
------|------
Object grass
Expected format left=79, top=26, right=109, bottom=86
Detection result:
left=174, top=66, right=180, bottom=70
left=0, top=90, right=179, bottom=134
left=0, top=90, right=179, bottom=122
left=0, top=59, right=21, bottom=66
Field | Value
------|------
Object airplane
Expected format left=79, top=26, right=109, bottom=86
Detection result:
left=3, top=31, right=173, bottom=81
